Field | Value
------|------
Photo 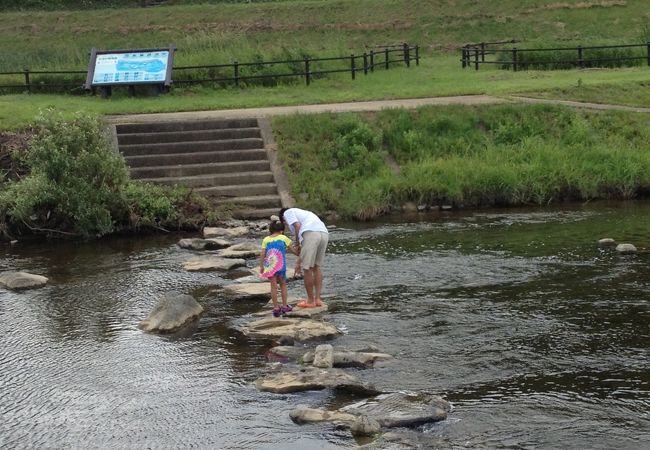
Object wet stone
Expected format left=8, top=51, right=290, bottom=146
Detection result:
left=224, top=282, right=271, bottom=299
left=183, top=257, right=246, bottom=272
left=177, top=238, right=231, bottom=251
left=0, top=271, right=48, bottom=290
left=340, top=392, right=449, bottom=428
left=203, top=226, right=249, bottom=238
left=239, top=317, right=341, bottom=341
left=255, top=367, right=380, bottom=395
left=597, top=238, right=617, bottom=248
left=616, top=243, right=637, bottom=254
left=139, top=292, right=203, bottom=333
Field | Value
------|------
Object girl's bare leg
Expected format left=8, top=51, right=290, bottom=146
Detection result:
left=280, top=278, right=288, bottom=307
left=270, top=277, right=278, bottom=308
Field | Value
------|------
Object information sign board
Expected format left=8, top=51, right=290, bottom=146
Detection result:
left=84, top=45, right=175, bottom=90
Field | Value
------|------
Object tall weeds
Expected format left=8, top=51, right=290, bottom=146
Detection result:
left=274, top=104, right=650, bottom=219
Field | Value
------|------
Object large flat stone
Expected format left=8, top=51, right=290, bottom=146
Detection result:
left=0, top=271, right=48, bottom=290
left=341, top=392, right=449, bottom=428
left=183, top=257, right=246, bottom=271
left=203, top=226, right=249, bottom=238
left=139, top=292, right=203, bottom=333
left=224, top=282, right=271, bottom=298
left=177, top=238, right=231, bottom=250
left=240, top=316, right=341, bottom=341
left=255, top=367, right=380, bottom=395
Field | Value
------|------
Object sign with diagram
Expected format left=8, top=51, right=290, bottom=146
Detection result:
left=84, top=45, right=175, bottom=90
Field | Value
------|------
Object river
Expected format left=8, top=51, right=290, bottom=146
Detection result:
left=1, top=202, right=648, bottom=449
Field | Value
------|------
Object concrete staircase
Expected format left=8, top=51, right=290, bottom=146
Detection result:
left=115, top=118, right=284, bottom=219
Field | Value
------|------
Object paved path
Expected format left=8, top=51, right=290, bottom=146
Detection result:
left=511, top=96, right=650, bottom=114
left=106, top=94, right=650, bottom=124
left=105, top=95, right=506, bottom=123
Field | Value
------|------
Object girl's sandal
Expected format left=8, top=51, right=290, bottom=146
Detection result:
left=272, top=307, right=282, bottom=317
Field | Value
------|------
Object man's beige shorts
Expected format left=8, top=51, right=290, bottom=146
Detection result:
left=300, top=231, right=329, bottom=269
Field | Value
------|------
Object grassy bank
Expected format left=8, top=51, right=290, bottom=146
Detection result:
left=1, top=0, right=648, bottom=71
left=2, top=55, right=649, bottom=129
left=273, top=104, right=650, bottom=219
left=524, top=80, right=650, bottom=108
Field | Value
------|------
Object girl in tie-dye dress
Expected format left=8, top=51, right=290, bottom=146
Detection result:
left=259, top=219, right=299, bottom=317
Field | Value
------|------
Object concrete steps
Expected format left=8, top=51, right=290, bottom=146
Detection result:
left=115, top=118, right=284, bottom=218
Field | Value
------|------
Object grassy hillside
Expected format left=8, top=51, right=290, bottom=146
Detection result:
left=273, top=104, right=650, bottom=219
left=1, top=0, right=648, bottom=70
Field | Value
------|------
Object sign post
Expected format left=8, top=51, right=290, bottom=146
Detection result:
left=84, top=44, right=175, bottom=98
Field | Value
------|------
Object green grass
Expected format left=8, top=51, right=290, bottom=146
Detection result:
left=273, top=104, right=650, bottom=219
left=522, top=80, right=650, bottom=108
left=1, top=0, right=648, bottom=71
left=1, top=55, right=649, bottom=129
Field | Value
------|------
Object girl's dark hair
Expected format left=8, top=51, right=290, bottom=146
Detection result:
left=279, top=208, right=288, bottom=223
left=269, top=220, right=285, bottom=233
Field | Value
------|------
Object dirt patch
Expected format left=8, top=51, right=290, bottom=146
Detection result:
left=526, top=0, right=626, bottom=12
left=73, top=19, right=415, bottom=35
left=0, top=130, right=32, bottom=182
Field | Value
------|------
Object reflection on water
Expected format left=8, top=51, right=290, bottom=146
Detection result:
left=1, top=202, right=649, bottom=449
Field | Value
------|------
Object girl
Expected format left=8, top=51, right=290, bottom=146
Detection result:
left=259, top=219, right=299, bottom=317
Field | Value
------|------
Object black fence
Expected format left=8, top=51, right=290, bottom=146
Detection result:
left=0, top=44, right=419, bottom=95
left=461, top=42, right=650, bottom=71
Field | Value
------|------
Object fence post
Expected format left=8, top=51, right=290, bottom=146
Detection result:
left=351, top=54, right=356, bottom=80
left=512, top=47, right=518, bottom=72
left=304, top=57, right=310, bottom=86
left=234, top=61, right=239, bottom=87
left=370, top=50, right=375, bottom=72
left=480, top=42, right=486, bottom=62
left=647, top=42, right=650, bottom=66
left=577, top=45, right=584, bottom=68
left=462, top=47, right=467, bottom=68
left=415, top=45, right=420, bottom=65
left=23, top=68, right=31, bottom=93
left=474, top=48, right=479, bottom=70
left=403, top=43, right=410, bottom=67
left=363, top=52, right=368, bottom=75
left=385, top=48, right=389, bottom=69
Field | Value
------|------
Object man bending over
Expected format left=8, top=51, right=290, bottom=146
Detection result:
left=279, top=207, right=329, bottom=308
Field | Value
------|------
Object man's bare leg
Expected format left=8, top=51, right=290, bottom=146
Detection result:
left=303, top=268, right=316, bottom=304
left=314, top=265, right=323, bottom=305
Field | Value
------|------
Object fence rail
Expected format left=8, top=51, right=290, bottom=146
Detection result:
left=461, top=42, right=650, bottom=71
left=0, top=44, right=419, bottom=95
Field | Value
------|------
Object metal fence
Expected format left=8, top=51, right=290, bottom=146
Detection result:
left=461, top=42, right=650, bottom=71
left=0, top=44, right=419, bottom=95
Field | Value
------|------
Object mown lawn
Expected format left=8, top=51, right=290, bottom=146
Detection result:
left=2, top=55, right=649, bottom=129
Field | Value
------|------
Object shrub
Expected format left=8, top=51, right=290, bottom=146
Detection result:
left=0, top=110, right=218, bottom=239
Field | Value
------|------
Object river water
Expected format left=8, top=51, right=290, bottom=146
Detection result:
left=1, top=202, right=648, bottom=449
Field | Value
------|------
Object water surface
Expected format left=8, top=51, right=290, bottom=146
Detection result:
left=1, top=202, right=649, bottom=449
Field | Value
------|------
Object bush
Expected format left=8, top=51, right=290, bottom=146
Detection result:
left=0, top=110, right=218, bottom=239
left=0, top=111, right=129, bottom=237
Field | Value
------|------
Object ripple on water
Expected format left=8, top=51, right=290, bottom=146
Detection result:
left=1, top=204, right=649, bottom=448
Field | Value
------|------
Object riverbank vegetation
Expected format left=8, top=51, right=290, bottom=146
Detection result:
left=0, top=0, right=648, bottom=127
left=274, top=104, right=650, bottom=219
left=0, top=112, right=219, bottom=239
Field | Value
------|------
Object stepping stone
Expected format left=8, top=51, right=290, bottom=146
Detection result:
left=224, top=282, right=271, bottom=299
left=340, top=392, right=449, bottom=428
left=183, top=257, right=246, bottom=271
left=255, top=367, right=380, bottom=395
left=616, top=243, right=637, bottom=254
left=218, top=248, right=259, bottom=259
left=177, top=238, right=231, bottom=250
left=139, top=292, right=203, bottom=333
left=203, top=226, right=249, bottom=238
left=0, top=271, right=48, bottom=290
left=239, top=316, right=341, bottom=341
